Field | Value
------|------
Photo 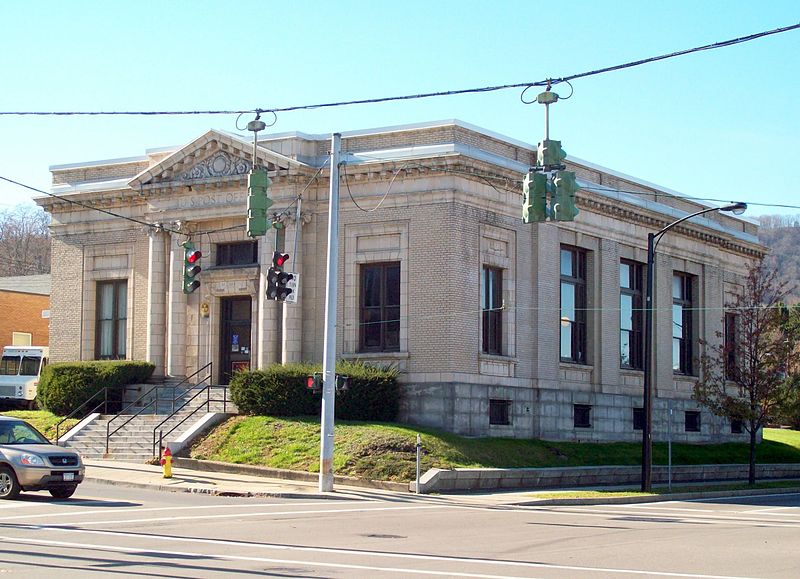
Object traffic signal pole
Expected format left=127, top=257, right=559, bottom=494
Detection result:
left=319, top=133, right=341, bottom=492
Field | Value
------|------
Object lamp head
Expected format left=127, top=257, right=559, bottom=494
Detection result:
left=721, top=202, right=747, bottom=215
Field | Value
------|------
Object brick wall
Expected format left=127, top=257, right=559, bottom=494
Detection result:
left=0, top=291, right=50, bottom=348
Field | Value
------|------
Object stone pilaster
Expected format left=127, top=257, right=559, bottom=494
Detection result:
left=653, top=252, right=674, bottom=398
left=281, top=211, right=310, bottom=364
left=597, top=238, right=621, bottom=390
left=535, top=223, right=560, bottom=384
left=146, top=226, right=167, bottom=377
left=166, top=231, right=187, bottom=376
left=257, top=232, right=280, bottom=368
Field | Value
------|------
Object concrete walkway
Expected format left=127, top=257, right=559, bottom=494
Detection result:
left=82, top=458, right=800, bottom=507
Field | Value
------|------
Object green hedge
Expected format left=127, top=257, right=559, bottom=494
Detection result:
left=37, top=361, right=155, bottom=416
left=230, top=360, right=399, bottom=421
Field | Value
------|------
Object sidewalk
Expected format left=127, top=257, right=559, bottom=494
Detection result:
left=82, top=458, right=800, bottom=507
left=82, top=458, right=550, bottom=505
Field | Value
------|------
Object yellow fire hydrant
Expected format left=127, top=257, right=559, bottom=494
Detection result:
left=160, top=447, right=173, bottom=479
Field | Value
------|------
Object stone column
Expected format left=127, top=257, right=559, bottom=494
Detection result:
left=535, top=223, right=561, bottom=384
left=281, top=211, right=309, bottom=364
left=257, top=232, right=280, bottom=368
left=166, top=231, right=187, bottom=377
left=597, top=238, right=621, bottom=390
left=653, top=252, right=674, bottom=398
left=146, top=226, right=167, bottom=377
left=702, top=264, right=723, bottom=354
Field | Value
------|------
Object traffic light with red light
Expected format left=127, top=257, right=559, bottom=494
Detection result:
left=267, top=252, right=295, bottom=302
left=306, top=373, right=322, bottom=393
left=182, top=242, right=202, bottom=294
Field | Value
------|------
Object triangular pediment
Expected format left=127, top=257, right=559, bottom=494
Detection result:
left=129, top=129, right=307, bottom=189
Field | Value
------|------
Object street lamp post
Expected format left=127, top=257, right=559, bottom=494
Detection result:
left=641, top=201, right=747, bottom=492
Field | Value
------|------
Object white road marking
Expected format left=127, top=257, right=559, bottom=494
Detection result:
left=0, top=500, right=370, bottom=521
left=0, top=533, right=762, bottom=579
left=5, top=503, right=454, bottom=527
left=521, top=506, right=800, bottom=528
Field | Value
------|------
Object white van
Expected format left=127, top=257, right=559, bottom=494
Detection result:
left=0, top=347, right=49, bottom=409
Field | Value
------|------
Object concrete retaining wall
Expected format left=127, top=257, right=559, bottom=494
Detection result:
left=412, top=463, right=800, bottom=494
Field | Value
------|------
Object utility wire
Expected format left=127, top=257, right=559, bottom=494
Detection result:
left=0, top=175, right=182, bottom=235
left=1, top=23, right=796, bottom=117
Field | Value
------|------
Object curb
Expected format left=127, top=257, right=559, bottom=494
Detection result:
left=83, top=476, right=368, bottom=500
left=509, top=486, right=800, bottom=506
left=172, top=457, right=409, bottom=493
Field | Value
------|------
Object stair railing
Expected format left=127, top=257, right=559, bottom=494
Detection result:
left=152, top=366, right=233, bottom=459
left=105, top=362, right=212, bottom=455
left=54, top=387, right=113, bottom=446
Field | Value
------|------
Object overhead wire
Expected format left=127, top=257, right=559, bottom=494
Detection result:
left=0, top=175, right=182, bottom=236
left=0, top=23, right=796, bottom=117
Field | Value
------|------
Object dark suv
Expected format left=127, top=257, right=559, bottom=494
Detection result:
left=0, top=416, right=84, bottom=499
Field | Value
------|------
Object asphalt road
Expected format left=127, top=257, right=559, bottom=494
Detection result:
left=1, top=483, right=799, bottom=578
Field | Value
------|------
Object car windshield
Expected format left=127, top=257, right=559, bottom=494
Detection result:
left=0, top=422, right=49, bottom=445
left=0, top=356, right=21, bottom=376
left=19, top=357, right=41, bottom=376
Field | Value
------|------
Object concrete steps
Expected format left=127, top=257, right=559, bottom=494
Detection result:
left=61, top=382, right=235, bottom=462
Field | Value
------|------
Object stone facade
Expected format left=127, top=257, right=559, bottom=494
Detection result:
left=39, top=120, right=765, bottom=443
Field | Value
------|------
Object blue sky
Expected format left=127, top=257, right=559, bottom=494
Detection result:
left=1, top=1, right=798, bottom=217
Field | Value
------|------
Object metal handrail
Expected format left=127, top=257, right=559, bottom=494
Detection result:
left=156, top=388, right=229, bottom=458
left=152, top=376, right=228, bottom=458
left=54, top=387, right=111, bottom=445
left=105, top=362, right=212, bottom=454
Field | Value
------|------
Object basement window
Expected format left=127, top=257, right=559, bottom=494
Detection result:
left=489, top=399, right=511, bottom=426
left=574, top=404, right=592, bottom=428
left=685, top=411, right=701, bottom=432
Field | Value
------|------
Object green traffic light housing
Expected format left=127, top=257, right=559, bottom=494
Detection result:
left=247, top=168, right=274, bottom=238
left=552, top=170, right=580, bottom=222
left=522, top=170, right=548, bottom=223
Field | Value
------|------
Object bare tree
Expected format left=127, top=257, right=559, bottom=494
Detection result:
left=694, top=260, right=797, bottom=485
left=0, top=205, right=51, bottom=276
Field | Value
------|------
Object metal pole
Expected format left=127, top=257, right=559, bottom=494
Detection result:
left=642, top=232, right=655, bottom=492
left=319, top=133, right=341, bottom=493
left=416, top=434, right=421, bottom=495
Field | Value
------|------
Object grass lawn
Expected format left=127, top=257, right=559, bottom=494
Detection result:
left=187, top=415, right=800, bottom=482
left=0, top=409, right=79, bottom=440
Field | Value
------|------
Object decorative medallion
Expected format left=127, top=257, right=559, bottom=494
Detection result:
left=180, top=152, right=250, bottom=181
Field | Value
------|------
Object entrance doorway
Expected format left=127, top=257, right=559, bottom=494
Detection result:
left=219, top=296, right=252, bottom=385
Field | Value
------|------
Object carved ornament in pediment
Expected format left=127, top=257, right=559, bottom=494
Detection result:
left=179, top=151, right=251, bottom=181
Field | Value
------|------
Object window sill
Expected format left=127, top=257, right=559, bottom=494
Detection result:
left=479, top=353, right=518, bottom=363
left=344, top=351, right=409, bottom=361
left=559, top=361, right=594, bottom=370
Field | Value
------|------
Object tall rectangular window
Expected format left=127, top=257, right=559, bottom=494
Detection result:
left=359, top=262, right=400, bottom=352
left=96, top=280, right=127, bottom=360
left=482, top=266, right=503, bottom=355
left=620, top=260, right=644, bottom=369
left=672, top=273, right=694, bottom=375
left=560, top=246, right=587, bottom=364
left=724, top=312, right=738, bottom=380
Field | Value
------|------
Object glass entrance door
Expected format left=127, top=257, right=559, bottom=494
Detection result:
left=219, top=296, right=252, bottom=385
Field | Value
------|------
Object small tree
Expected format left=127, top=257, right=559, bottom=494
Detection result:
left=693, top=260, right=797, bottom=485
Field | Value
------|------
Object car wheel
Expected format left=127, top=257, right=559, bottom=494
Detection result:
left=49, top=485, right=77, bottom=499
left=0, top=466, right=21, bottom=500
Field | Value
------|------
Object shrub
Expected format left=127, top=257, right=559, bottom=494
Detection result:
left=230, top=360, right=399, bottom=421
left=37, top=361, right=155, bottom=416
